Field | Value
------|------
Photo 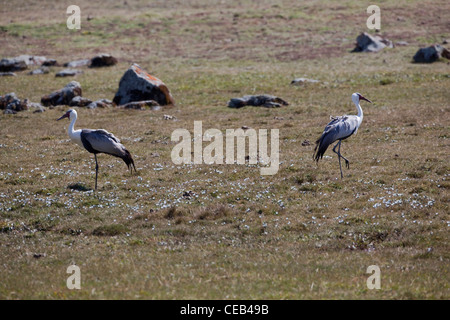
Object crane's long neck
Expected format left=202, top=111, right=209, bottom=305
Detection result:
left=68, top=114, right=77, bottom=138
left=67, top=113, right=83, bottom=149
left=355, top=101, right=363, bottom=122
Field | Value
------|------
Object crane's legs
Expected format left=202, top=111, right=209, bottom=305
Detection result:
left=332, top=140, right=350, bottom=178
left=94, top=154, right=99, bottom=190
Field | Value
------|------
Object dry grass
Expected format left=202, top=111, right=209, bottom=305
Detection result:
left=0, top=0, right=449, bottom=299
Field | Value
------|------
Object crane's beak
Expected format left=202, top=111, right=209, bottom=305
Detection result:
left=57, top=113, right=69, bottom=121
left=360, top=95, right=372, bottom=103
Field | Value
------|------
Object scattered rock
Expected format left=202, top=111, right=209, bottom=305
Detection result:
left=55, top=69, right=83, bottom=77
left=0, top=58, right=27, bottom=72
left=352, top=32, right=393, bottom=52
left=0, top=72, right=16, bottom=76
left=241, top=125, right=251, bottom=130
left=42, top=59, right=58, bottom=67
left=121, top=100, right=161, bottom=110
left=113, top=63, right=175, bottom=106
left=89, top=53, right=118, bottom=68
left=291, top=78, right=320, bottom=85
left=63, top=59, right=90, bottom=68
left=28, top=66, right=50, bottom=75
left=183, top=191, right=196, bottom=199
left=41, top=81, right=82, bottom=106
left=15, top=55, right=47, bottom=66
left=0, top=93, right=29, bottom=113
left=29, top=102, right=45, bottom=113
left=441, top=47, right=450, bottom=60
left=302, top=140, right=311, bottom=146
left=228, top=94, right=289, bottom=108
left=69, top=96, right=93, bottom=107
left=395, top=41, right=409, bottom=46
left=413, top=44, right=445, bottom=63
left=86, top=99, right=113, bottom=109
left=163, top=114, right=176, bottom=120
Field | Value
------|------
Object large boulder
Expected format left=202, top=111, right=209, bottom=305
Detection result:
left=113, top=63, right=175, bottom=106
left=228, top=95, right=289, bottom=108
left=89, top=54, right=118, bottom=68
left=352, top=32, right=393, bottom=52
left=41, top=81, right=82, bottom=106
left=413, top=44, right=445, bottom=63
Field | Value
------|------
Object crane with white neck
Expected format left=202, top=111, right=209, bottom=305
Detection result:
left=57, top=109, right=136, bottom=190
left=314, top=92, right=372, bottom=178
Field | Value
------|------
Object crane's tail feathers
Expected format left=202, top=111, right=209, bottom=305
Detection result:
left=122, top=149, right=136, bottom=174
left=313, top=135, right=329, bottom=163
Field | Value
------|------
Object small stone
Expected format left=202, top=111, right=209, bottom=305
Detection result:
left=228, top=94, right=289, bottom=108
left=28, top=67, right=50, bottom=75
left=89, top=53, right=118, bottom=68
left=121, top=100, right=160, bottom=110
left=291, top=78, right=320, bottom=85
left=55, top=69, right=83, bottom=77
left=352, top=32, right=393, bottom=53
left=413, top=44, right=444, bottom=63
left=63, top=59, right=90, bottom=68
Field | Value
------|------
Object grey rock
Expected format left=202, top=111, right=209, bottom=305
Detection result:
left=0, top=93, right=28, bottom=112
left=63, top=59, right=90, bottom=68
left=56, top=69, right=83, bottom=77
left=0, top=72, right=16, bottom=76
left=15, top=55, right=47, bottom=66
left=352, top=32, right=393, bottom=52
left=86, top=99, right=114, bottom=109
left=121, top=100, right=160, bottom=110
left=0, top=58, right=27, bottom=72
left=228, top=95, right=289, bottom=108
left=42, top=59, right=58, bottom=67
left=69, top=96, right=93, bottom=107
left=28, top=66, right=50, bottom=75
left=291, top=78, right=320, bottom=85
left=163, top=114, right=177, bottom=120
left=441, top=47, right=450, bottom=60
left=41, top=81, right=82, bottom=106
left=29, top=102, right=45, bottom=113
left=113, top=63, right=175, bottom=106
left=413, top=44, right=444, bottom=63
left=89, top=53, right=118, bottom=68
left=395, top=41, right=409, bottom=46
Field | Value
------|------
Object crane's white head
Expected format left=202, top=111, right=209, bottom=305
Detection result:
left=352, top=92, right=372, bottom=104
left=57, top=109, right=77, bottom=121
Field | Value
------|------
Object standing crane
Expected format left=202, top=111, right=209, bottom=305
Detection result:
left=57, top=109, right=136, bottom=190
left=314, top=92, right=372, bottom=178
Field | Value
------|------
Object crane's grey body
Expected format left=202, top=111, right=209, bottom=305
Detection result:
left=58, top=109, right=135, bottom=190
left=314, top=93, right=372, bottom=178
left=81, top=129, right=125, bottom=156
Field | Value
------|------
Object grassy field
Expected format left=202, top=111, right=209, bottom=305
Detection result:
left=0, top=0, right=449, bottom=299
